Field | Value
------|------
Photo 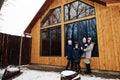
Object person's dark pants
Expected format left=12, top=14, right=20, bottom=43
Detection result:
left=66, top=58, right=73, bottom=70
left=85, top=64, right=91, bottom=74
left=74, top=62, right=80, bottom=72
left=72, top=60, right=81, bottom=72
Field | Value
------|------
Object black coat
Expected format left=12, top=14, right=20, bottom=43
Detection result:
left=72, top=48, right=81, bottom=63
left=65, top=45, right=73, bottom=59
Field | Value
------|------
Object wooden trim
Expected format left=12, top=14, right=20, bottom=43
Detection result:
left=63, top=0, right=95, bottom=7
left=64, top=15, right=96, bottom=25
left=41, top=15, right=96, bottom=30
left=61, top=4, right=65, bottom=57
left=40, top=23, right=62, bottom=29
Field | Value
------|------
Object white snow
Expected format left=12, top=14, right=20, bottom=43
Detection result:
left=0, top=69, right=5, bottom=80
left=13, top=69, right=60, bottom=80
left=0, top=69, right=5, bottom=75
left=61, top=70, right=76, bottom=77
left=0, top=68, right=119, bottom=80
left=7, top=67, right=19, bottom=72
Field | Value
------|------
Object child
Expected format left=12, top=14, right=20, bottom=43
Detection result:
left=72, top=43, right=81, bottom=72
left=81, top=37, right=88, bottom=57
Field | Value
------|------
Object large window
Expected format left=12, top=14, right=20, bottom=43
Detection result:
left=64, top=1, right=95, bottom=21
left=41, top=26, right=61, bottom=56
left=41, top=7, right=61, bottom=27
left=65, top=18, right=99, bottom=57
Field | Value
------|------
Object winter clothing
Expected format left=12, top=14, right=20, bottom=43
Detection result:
left=84, top=43, right=94, bottom=74
left=65, top=45, right=73, bottom=59
left=85, top=64, right=91, bottom=74
left=81, top=42, right=88, bottom=57
left=72, top=48, right=81, bottom=72
left=81, top=42, right=88, bottom=49
left=84, top=43, right=94, bottom=59
left=65, top=45, right=73, bottom=70
left=72, top=48, right=81, bottom=63
left=84, top=58, right=90, bottom=64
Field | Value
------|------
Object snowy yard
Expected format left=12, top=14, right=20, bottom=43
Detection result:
left=0, top=68, right=119, bottom=80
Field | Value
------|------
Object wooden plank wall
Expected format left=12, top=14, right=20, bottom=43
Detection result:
left=30, top=0, right=120, bottom=71
left=0, top=33, right=31, bottom=68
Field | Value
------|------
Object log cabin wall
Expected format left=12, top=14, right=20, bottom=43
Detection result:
left=30, top=0, right=120, bottom=71
left=0, top=33, right=31, bottom=68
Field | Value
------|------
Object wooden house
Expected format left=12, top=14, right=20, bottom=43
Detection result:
left=24, top=0, right=120, bottom=71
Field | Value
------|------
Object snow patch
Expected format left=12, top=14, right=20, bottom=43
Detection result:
left=61, top=70, right=76, bottom=77
left=7, top=67, right=19, bottom=72
left=13, top=69, right=60, bottom=80
left=0, top=69, right=5, bottom=75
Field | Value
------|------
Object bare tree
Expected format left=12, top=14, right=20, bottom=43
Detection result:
left=64, top=1, right=95, bottom=21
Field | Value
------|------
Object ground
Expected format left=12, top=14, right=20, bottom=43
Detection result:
left=0, top=65, right=120, bottom=80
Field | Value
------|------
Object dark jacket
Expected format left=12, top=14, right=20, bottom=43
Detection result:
left=72, top=48, right=81, bottom=63
left=65, top=45, right=73, bottom=59
left=81, top=42, right=88, bottom=49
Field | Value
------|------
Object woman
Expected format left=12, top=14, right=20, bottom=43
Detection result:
left=82, top=37, right=94, bottom=74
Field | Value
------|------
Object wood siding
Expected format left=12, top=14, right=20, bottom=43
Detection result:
left=31, top=0, right=120, bottom=71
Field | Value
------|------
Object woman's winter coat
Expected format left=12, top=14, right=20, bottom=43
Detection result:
left=84, top=43, right=94, bottom=59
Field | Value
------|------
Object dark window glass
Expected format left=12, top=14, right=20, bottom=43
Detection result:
left=65, top=18, right=99, bottom=57
left=50, top=27, right=61, bottom=56
left=41, top=29, right=50, bottom=56
left=64, top=1, right=95, bottom=21
left=41, top=26, right=61, bottom=56
left=42, top=7, right=61, bottom=27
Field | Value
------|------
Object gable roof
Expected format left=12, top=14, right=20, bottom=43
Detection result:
left=24, top=0, right=120, bottom=34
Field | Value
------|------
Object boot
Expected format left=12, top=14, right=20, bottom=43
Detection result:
left=77, top=64, right=81, bottom=73
left=85, top=64, right=91, bottom=74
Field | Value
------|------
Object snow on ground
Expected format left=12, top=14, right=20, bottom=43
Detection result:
left=0, top=69, right=5, bottom=75
left=0, top=68, right=119, bottom=80
left=0, top=69, right=5, bottom=79
left=13, top=69, right=60, bottom=80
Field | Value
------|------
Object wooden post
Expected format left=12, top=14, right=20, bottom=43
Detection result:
left=19, top=35, right=23, bottom=66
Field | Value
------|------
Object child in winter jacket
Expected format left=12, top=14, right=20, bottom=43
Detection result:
left=72, top=43, right=81, bottom=72
left=81, top=37, right=88, bottom=57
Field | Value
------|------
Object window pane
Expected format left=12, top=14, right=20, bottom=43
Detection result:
left=65, top=18, right=99, bottom=57
left=41, top=29, right=50, bottom=56
left=41, top=26, right=61, bottom=56
left=42, top=7, right=61, bottom=27
left=50, top=26, right=61, bottom=56
left=64, top=1, right=95, bottom=21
